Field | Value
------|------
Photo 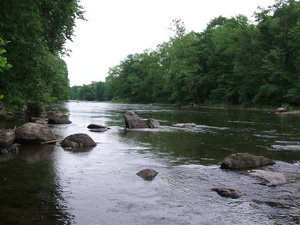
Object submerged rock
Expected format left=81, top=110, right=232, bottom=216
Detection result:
left=250, top=170, right=287, bottom=186
left=220, top=153, right=275, bottom=169
left=136, top=168, right=158, bottom=180
left=174, top=123, right=196, bottom=127
left=212, top=187, right=243, bottom=199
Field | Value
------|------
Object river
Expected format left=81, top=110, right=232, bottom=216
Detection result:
left=0, top=101, right=299, bottom=225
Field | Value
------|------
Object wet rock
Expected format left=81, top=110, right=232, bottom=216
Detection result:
left=47, top=111, right=63, bottom=117
left=276, top=107, right=286, bottom=113
left=0, top=129, right=15, bottom=147
left=136, top=168, right=158, bottom=180
left=124, top=111, right=148, bottom=128
left=146, top=118, right=160, bottom=128
left=48, top=117, right=72, bottom=124
left=124, top=111, right=160, bottom=129
left=174, top=123, right=196, bottom=127
left=87, top=124, right=108, bottom=129
left=211, top=187, right=243, bottom=199
left=0, top=149, right=8, bottom=154
left=29, top=117, right=48, bottom=124
left=250, top=170, right=287, bottom=186
left=220, top=153, right=275, bottom=169
left=89, top=128, right=108, bottom=132
left=0, top=101, right=7, bottom=118
left=60, top=133, right=97, bottom=149
left=15, top=123, right=56, bottom=144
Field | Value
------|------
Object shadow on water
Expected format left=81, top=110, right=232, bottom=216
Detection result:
left=0, top=144, right=74, bottom=225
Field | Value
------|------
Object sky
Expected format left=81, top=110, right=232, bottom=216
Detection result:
left=64, top=0, right=276, bottom=87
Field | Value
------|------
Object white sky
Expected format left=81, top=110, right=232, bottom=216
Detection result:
left=64, top=0, right=276, bottom=86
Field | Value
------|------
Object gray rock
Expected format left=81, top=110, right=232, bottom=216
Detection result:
left=0, top=129, right=15, bottom=147
left=60, top=133, right=97, bottom=149
left=48, top=117, right=72, bottom=124
left=250, top=170, right=287, bottom=186
left=136, top=168, right=158, bottom=180
left=220, top=153, right=275, bottom=169
left=211, top=187, right=243, bottom=199
left=146, top=118, right=160, bottom=128
left=15, top=123, right=56, bottom=144
left=87, top=124, right=108, bottom=129
left=124, top=111, right=148, bottom=128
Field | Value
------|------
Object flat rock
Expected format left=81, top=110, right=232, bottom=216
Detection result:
left=250, top=170, right=287, bottom=186
left=87, top=124, right=108, bottom=129
left=220, top=153, right=275, bottom=169
left=212, top=187, right=243, bottom=199
left=174, top=123, right=196, bottom=127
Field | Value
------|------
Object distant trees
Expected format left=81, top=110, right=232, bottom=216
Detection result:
left=71, top=0, right=300, bottom=107
left=0, top=0, right=84, bottom=107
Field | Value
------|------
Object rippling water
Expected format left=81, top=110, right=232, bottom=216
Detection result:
left=0, top=101, right=299, bottom=224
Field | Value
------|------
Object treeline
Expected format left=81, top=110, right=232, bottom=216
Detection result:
left=72, top=0, right=300, bottom=107
left=0, top=0, right=84, bottom=107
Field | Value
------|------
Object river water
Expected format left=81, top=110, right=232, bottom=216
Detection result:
left=0, top=101, right=299, bottom=225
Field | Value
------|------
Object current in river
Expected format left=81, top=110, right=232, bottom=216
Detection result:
left=0, top=101, right=299, bottom=225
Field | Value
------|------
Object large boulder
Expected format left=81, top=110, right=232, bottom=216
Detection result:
left=60, top=133, right=97, bottom=149
left=220, top=153, right=275, bottom=169
left=0, top=129, right=15, bottom=147
left=48, top=117, right=72, bottom=124
left=124, top=111, right=148, bottom=128
left=124, top=111, right=160, bottom=129
left=15, top=122, right=56, bottom=144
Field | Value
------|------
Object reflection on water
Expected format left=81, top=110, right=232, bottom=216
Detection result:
left=0, top=101, right=300, bottom=224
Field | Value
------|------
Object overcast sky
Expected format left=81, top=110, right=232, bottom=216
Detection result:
left=64, top=0, right=276, bottom=86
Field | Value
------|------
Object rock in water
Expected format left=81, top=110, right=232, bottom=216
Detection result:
left=0, top=129, right=15, bottom=147
left=136, top=168, right=158, bottom=180
left=15, top=123, right=56, bottom=144
left=211, top=187, right=243, bottom=199
left=48, top=117, right=72, bottom=124
left=220, top=153, right=275, bottom=169
left=60, top=133, right=97, bottom=149
left=250, top=170, right=287, bottom=186
left=146, top=118, right=160, bottom=128
left=124, top=111, right=148, bottom=128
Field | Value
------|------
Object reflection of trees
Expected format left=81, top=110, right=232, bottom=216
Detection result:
left=0, top=145, right=74, bottom=224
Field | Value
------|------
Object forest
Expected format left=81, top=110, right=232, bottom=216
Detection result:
left=71, top=0, right=300, bottom=108
left=0, top=0, right=84, bottom=107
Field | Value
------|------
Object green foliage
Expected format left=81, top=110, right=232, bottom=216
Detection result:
left=72, top=0, right=300, bottom=108
left=0, top=0, right=84, bottom=107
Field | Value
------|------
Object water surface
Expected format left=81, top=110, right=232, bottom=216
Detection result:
left=0, top=101, right=299, bottom=224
